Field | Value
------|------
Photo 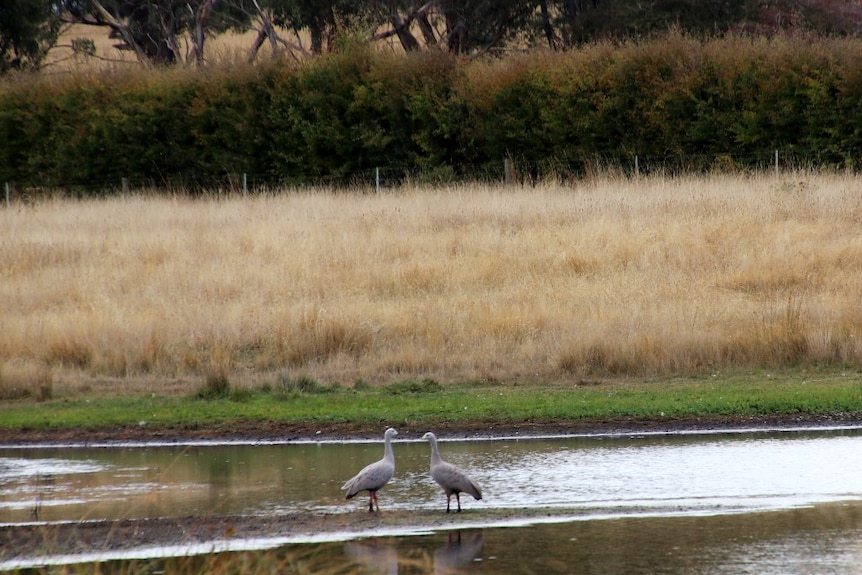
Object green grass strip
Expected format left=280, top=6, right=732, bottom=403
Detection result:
left=1, top=371, right=860, bottom=433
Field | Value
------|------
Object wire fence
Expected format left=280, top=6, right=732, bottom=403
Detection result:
left=4, top=148, right=861, bottom=204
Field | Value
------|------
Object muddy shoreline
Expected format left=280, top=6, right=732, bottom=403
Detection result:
left=0, top=507, right=585, bottom=565
left=4, top=413, right=862, bottom=446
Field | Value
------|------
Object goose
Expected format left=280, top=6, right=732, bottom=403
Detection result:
left=422, top=431, right=482, bottom=512
left=342, top=427, right=398, bottom=512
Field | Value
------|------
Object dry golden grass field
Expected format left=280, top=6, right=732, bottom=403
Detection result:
left=2, top=173, right=862, bottom=398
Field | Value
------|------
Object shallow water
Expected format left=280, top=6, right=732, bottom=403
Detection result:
left=3, top=427, right=861, bottom=522
left=2, top=427, right=862, bottom=573
left=314, top=503, right=862, bottom=575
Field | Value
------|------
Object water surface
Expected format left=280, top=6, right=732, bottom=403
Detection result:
left=2, top=427, right=861, bottom=573
left=3, top=427, right=860, bottom=522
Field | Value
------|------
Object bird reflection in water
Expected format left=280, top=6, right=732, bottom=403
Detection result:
left=343, top=531, right=484, bottom=574
left=345, top=539, right=399, bottom=575
left=434, top=531, right=484, bottom=573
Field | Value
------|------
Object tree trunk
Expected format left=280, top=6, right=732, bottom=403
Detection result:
left=414, top=1, right=438, bottom=46
left=90, top=0, right=152, bottom=66
left=385, top=0, right=420, bottom=51
left=191, top=0, right=216, bottom=66
left=539, top=0, right=559, bottom=50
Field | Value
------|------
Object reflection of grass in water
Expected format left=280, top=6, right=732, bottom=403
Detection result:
left=13, top=531, right=461, bottom=575
left=158, top=545, right=356, bottom=575
left=22, top=542, right=432, bottom=575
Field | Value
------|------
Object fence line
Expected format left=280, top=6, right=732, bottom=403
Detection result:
left=3, top=149, right=861, bottom=202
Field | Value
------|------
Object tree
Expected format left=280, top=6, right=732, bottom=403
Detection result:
left=0, top=0, right=62, bottom=74
left=541, top=0, right=862, bottom=48
left=437, top=0, right=536, bottom=53
left=376, top=1, right=537, bottom=54
left=253, top=0, right=383, bottom=56
left=61, top=0, right=252, bottom=66
left=60, top=1, right=382, bottom=66
left=43, top=0, right=862, bottom=70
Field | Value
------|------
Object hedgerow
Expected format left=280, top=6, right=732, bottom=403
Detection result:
left=2, top=31, right=862, bottom=193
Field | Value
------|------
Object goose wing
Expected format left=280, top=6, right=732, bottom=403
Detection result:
left=431, top=461, right=482, bottom=500
left=342, top=459, right=395, bottom=498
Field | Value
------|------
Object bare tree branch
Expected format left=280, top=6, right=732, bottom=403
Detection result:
left=372, top=1, right=441, bottom=50
left=90, top=0, right=153, bottom=66
left=246, top=0, right=308, bottom=63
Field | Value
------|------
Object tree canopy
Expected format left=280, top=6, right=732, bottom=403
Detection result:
left=0, top=0, right=62, bottom=73
left=2, top=0, right=861, bottom=73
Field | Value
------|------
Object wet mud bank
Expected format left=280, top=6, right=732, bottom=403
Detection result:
left=0, top=508, right=581, bottom=563
left=3, top=413, right=861, bottom=446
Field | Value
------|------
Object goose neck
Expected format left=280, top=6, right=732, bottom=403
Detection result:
left=429, top=438, right=442, bottom=464
left=384, top=434, right=395, bottom=463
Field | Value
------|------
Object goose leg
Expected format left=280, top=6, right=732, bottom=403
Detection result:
left=446, top=494, right=452, bottom=513
left=456, top=492, right=462, bottom=512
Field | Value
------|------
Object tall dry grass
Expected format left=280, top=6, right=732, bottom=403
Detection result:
left=2, top=173, right=861, bottom=394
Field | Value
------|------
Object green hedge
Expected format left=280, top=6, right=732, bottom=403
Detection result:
left=2, top=32, right=862, bottom=192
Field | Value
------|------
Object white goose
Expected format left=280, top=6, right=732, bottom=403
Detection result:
left=342, top=427, right=398, bottom=512
left=423, top=431, right=483, bottom=512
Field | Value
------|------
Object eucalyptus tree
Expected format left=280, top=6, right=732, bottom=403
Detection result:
left=536, top=0, right=862, bottom=47
left=60, top=0, right=253, bottom=65
left=246, top=0, right=386, bottom=59
left=0, top=0, right=63, bottom=74
left=377, top=0, right=539, bottom=54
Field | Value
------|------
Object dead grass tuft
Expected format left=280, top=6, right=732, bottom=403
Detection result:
left=0, top=360, right=53, bottom=401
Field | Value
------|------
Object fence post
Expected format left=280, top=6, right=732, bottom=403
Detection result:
left=242, top=173, right=248, bottom=197
left=375, top=167, right=380, bottom=194
left=504, top=157, right=513, bottom=185
left=4, top=182, right=9, bottom=206
left=634, top=155, right=639, bottom=180
left=774, top=150, right=779, bottom=176
left=122, top=177, right=129, bottom=194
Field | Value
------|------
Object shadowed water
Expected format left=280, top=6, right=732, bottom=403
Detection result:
left=289, top=504, right=862, bottom=575
left=2, top=427, right=862, bottom=573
